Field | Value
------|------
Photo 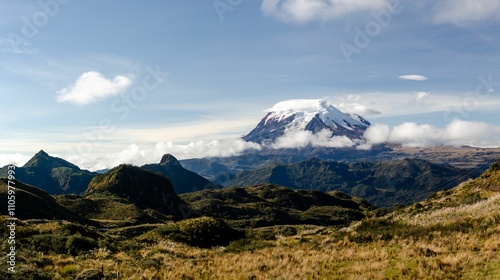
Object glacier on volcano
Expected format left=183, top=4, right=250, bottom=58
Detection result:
left=242, top=99, right=371, bottom=146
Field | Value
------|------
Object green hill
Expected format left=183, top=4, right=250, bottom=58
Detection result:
left=180, top=183, right=372, bottom=229
left=86, top=164, right=184, bottom=218
left=0, top=178, right=84, bottom=222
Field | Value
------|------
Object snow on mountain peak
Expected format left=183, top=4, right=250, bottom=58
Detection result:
left=265, top=98, right=369, bottom=130
left=243, top=98, right=371, bottom=144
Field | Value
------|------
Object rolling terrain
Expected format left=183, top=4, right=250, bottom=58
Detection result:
left=0, top=160, right=498, bottom=279
left=218, top=157, right=479, bottom=207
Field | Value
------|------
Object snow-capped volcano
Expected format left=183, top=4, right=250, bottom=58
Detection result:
left=242, top=99, right=371, bottom=144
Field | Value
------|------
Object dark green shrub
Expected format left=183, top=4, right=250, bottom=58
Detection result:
left=66, top=235, right=97, bottom=255
left=33, top=257, right=54, bottom=268
left=490, top=160, right=500, bottom=172
left=165, top=216, right=243, bottom=248
left=427, top=192, right=438, bottom=200
left=28, top=234, right=68, bottom=254
left=279, top=226, right=297, bottom=237
left=373, top=208, right=392, bottom=217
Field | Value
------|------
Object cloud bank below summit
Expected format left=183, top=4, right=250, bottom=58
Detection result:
left=68, top=117, right=500, bottom=171
left=363, top=120, right=500, bottom=149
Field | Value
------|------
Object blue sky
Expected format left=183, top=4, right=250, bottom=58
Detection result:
left=1, top=0, right=500, bottom=170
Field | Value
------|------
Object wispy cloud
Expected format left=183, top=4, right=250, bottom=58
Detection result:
left=56, top=71, right=132, bottom=106
left=326, top=93, right=458, bottom=119
left=398, top=75, right=428, bottom=81
left=261, top=0, right=389, bottom=23
left=431, top=0, right=500, bottom=25
left=335, top=102, right=381, bottom=116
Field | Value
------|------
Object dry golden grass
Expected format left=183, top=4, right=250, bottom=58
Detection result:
left=10, top=219, right=495, bottom=280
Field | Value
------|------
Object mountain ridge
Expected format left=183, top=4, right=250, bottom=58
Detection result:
left=142, top=154, right=220, bottom=193
left=0, top=150, right=96, bottom=194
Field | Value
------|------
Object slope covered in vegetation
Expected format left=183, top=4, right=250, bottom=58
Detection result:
left=1, top=161, right=498, bottom=279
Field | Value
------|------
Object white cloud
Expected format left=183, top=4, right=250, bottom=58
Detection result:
left=271, top=129, right=356, bottom=149
left=0, top=153, right=31, bottom=167
left=261, top=0, right=389, bottom=23
left=362, top=123, right=390, bottom=145
left=363, top=120, right=500, bottom=148
left=398, top=75, right=428, bottom=81
left=154, top=139, right=262, bottom=160
left=68, top=139, right=262, bottom=171
left=56, top=71, right=132, bottom=106
left=431, top=0, right=500, bottom=25
left=324, top=95, right=381, bottom=116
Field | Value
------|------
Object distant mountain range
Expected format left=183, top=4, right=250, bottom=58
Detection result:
left=242, top=99, right=370, bottom=144
left=1, top=148, right=492, bottom=209
left=215, top=158, right=480, bottom=207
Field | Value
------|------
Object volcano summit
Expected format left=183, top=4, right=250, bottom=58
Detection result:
left=242, top=99, right=371, bottom=145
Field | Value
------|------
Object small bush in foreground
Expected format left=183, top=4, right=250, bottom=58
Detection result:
left=160, top=216, right=244, bottom=248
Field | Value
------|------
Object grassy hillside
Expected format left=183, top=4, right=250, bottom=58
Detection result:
left=87, top=164, right=183, bottom=217
left=1, top=161, right=498, bottom=279
left=180, top=184, right=372, bottom=228
left=0, top=178, right=85, bottom=223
